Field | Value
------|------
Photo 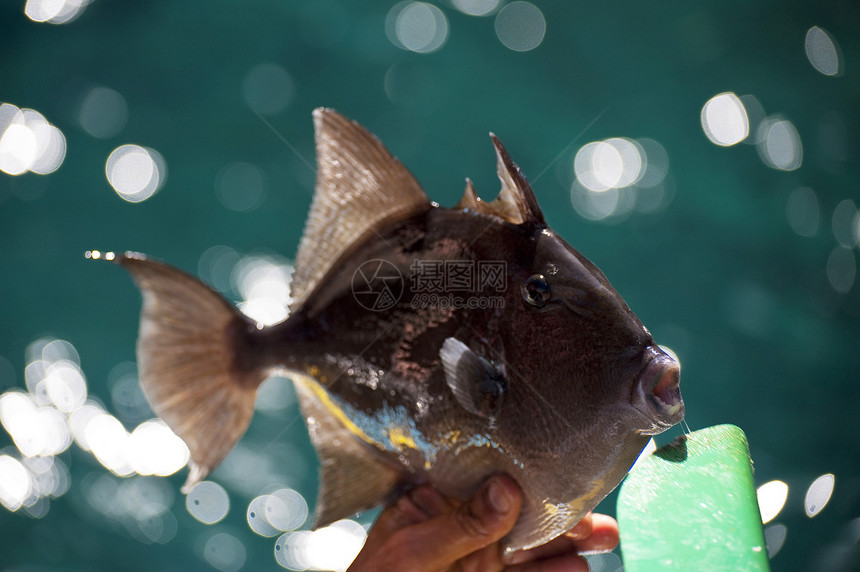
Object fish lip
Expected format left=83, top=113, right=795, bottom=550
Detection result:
left=632, top=347, right=684, bottom=435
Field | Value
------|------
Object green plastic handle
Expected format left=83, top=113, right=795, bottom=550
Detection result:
left=617, top=424, right=770, bottom=571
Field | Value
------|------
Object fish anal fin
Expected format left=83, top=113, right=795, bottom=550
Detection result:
left=440, top=338, right=506, bottom=419
left=291, top=109, right=431, bottom=311
left=292, top=374, right=402, bottom=527
left=114, top=252, right=265, bottom=492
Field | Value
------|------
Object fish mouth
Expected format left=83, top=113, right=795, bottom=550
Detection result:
left=632, top=347, right=684, bottom=435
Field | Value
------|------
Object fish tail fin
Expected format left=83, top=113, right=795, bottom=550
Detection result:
left=113, top=251, right=266, bottom=492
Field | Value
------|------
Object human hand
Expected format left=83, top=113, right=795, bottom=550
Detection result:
left=348, top=474, right=619, bottom=572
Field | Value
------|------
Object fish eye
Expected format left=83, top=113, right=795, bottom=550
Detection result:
left=522, top=274, right=551, bottom=308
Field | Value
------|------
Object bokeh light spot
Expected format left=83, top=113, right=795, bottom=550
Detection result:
left=387, top=2, right=449, bottom=54
left=68, top=402, right=106, bottom=451
left=109, top=361, right=152, bottom=426
left=275, top=519, right=367, bottom=571
left=106, top=144, right=166, bottom=202
left=764, top=523, right=788, bottom=559
left=275, top=530, right=313, bottom=570
left=0, top=391, right=71, bottom=457
left=248, top=495, right=279, bottom=537
left=826, top=246, right=856, bottom=294
left=24, top=0, right=90, bottom=24
left=635, top=139, right=669, bottom=188
left=28, top=128, right=66, bottom=175
left=805, top=473, right=835, bottom=517
left=203, top=532, right=246, bottom=572
left=0, top=123, right=38, bottom=176
left=215, top=162, right=268, bottom=212
left=701, top=92, right=749, bottom=146
left=79, top=87, right=128, bottom=139
left=266, top=488, right=308, bottom=531
left=605, top=137, right=644, bottom=188
left=44, top=360, right=87, bottom=413
left=25, top=361, right=50, bottom=404
left=494, top=2, right=546, bottom=52
left=786, top=187, right=819, bottom=237
left=133, top=502, right=178, bottom=545
left=383, top=61, right=442, bottom=110
left=571, top=181, right=626, bottom=222
left=0, top=104, right=28, bottom=175
left=574, top=138, right=645, bottom=193
left=242, top=63, right=295, bottom=116
left=0, top=336, right=197, bottom=521
left=186, top=481, right=230, bottom=524
left=86, top=413, right=133, bottom=476
left=853, top=212, right=860, bottom=250
left=756, top=117, right=802, bottom=171
left=738, top=94, right=766, bottom=143
left=127, top=420, right=190, bottom=477
left=583, top=141, right=617, bottom=191
left=26, top=455, right=70, bottom=500
left=451, top=0, right=500, bottom=17
left=805, top=26, right=842, bottom=77
left=198, top=245, right=241, bottom=293
left=0, top=455, right=32, bottom=511
left=575, top=142, right=616, bottom=192
left=248, top=488, right=308, bottom=537
left=233, top=254, right=294, bottom=326
left=757, top=480, right=788, bottom=524
left=82, top=473, right=176, bottom=545
left=84, top=250, right=116, bottom=262
left=831, top=199, right=857, bottom=248
left=39, top=338, right=80, bottom=367
left=0, top=104, right=66, bottom=176
left=0, top=103, right=20, bottom=133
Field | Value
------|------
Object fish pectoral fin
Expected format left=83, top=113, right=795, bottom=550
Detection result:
left=292, top=375, right=402, bottom=528
left=440, top=338, right=506, bottom=419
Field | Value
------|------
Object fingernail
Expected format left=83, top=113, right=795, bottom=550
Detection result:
left=585, top=529, right=620, bottom=553
left=485, top=479, right=512, bottom=514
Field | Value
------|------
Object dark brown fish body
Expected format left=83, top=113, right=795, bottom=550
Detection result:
left=106, top=109, right=684, bottom=553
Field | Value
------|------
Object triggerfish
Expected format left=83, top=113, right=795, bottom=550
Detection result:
left=99, top=109, right=684, bottom=553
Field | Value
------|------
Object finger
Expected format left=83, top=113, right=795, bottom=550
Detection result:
left=566, top=512, right=593, bottom=540
left=506, top=533, right=580, bottom=565
left=357, top=501, right=413, bottom=558
left=457, top=542, right=509, bottom=572
left=358, top=487, right=446, bottom=558
left=505, top=512, right=618, bottom=564
left=392, top=474, right=523, bottom=571
left=576, top=512, right=619, bottom=554
left=409, top=484, right=460, bottom=518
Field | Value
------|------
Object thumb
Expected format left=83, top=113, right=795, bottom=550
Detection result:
left=400, top=475, right=522, bottom=570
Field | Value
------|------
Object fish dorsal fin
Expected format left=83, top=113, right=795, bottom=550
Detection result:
left=291, top=109, right=430, bottom=311
left=291, top=374, right=402, bottom=527
left=454, top=135, right=545, bottom=226
left=456, top=178, right=482, bottom=210
left=440, top=337, right=506, bottom=419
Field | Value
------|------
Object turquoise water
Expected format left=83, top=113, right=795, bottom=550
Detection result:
left=1, top=2, right=858, bottom=570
